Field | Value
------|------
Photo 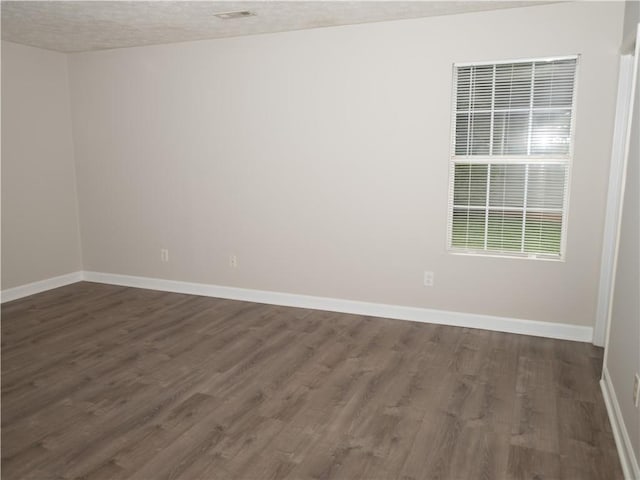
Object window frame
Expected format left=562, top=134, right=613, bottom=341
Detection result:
left=446, top=55, right=580, bottom=261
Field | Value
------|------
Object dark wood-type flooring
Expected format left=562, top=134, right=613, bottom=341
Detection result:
left=2, top=282, right=622, bottom=479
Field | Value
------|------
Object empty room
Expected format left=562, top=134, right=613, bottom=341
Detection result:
left=1, top=1, right=639, bottom=479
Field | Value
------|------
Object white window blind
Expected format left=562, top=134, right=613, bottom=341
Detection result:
left=448, top=56, right=578, bottom=259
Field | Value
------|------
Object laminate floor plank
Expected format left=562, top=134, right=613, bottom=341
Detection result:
left=506, top=445, right=561, bottom=480
left=510, top=388, right=560, bottom=454
left=1, top=282, right=623, bottom=479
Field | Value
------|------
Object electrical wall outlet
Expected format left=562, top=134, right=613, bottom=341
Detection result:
left=424, top=271, right=434, bottom=287
left=229, top=254, right=238, bottom=268
left=634, top=373, right=640, bottom=408
left=160, top=249, right=169, bottom=262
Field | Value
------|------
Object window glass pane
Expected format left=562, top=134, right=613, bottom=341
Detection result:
left=470, top=65, right=493, bottom=111
left=456, top=66, right=472, bottom=111
left=455, top=112, right=470, bottom=155
left=487, top=210, right=523, bottom=252
left=533, top=59, right=576, bottom=108
left=489, top=164, right=525, bottom=207
left=530, top=110, right=572, bottom=155
left=454, top=163, right=487, bottom=206
left=469, top=112, right=491, bottom=155
left=493, top=111, right=529, bottom=155
left=455, top=112, right=491, bottom=156
left=524, top=212, right=562, bottom=254
left=452, top=208, right=485, bottom=249
left=495, top=63, right=532, bottom=109
left=527, top=164, right=566, bottom=210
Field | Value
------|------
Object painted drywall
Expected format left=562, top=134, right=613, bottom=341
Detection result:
left=607, top=10, right=640, bottom=467
left=623, top=0, right=640, bottom=52
left=68, top=1, right=624, bottom=327
left=1, top=41, right=82, bottom=290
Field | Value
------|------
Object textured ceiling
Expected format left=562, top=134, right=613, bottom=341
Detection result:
left=2, top=1, right=554, bottom=53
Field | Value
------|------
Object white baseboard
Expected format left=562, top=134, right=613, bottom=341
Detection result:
left=1, top=271, right=84, bottom=303
left=82, top=271, right=593, bottom=343
left=601, top=367, right=640, bottom=480
left=1, top=270, right=593, bottom=342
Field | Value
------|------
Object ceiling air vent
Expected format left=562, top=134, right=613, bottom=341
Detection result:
left=214, top=10, right=256, bottom=20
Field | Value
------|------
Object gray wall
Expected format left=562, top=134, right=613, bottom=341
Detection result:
left=623, top=0, right=640, bottom=52
left=606, top=0, right=640, bottom=466
left=68, top=1, right=624, bottom=328
left=1, top=41, right=82, bottom=289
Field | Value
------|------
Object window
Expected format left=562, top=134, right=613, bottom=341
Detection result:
left=448, top=56, right=578, bottom=259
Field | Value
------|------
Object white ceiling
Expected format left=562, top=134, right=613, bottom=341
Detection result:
left=2, top=1, right=554, bottom=53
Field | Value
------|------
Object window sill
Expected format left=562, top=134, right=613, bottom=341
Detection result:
left=448, top=249, right=565, bottom=262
